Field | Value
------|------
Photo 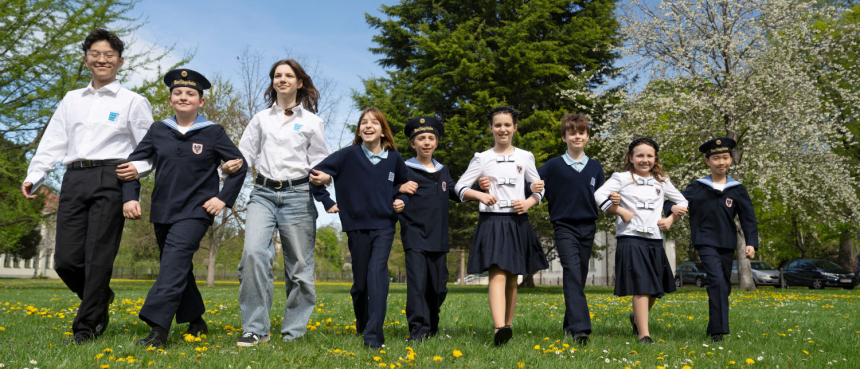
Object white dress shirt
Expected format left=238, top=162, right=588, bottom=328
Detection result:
left=24, top=80, right=154, bottom=190
left=454, top=147, right=544, bottom=213
left=594, top=172, right=688, bottom=240
left=238, top=103, right=329, bottom=180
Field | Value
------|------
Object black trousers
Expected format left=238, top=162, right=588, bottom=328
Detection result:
left=404, top=249, right=448, bottom=340
left=554, top=222, right=596, bottom=335
left=54, top=166, right=125, bottom=334
left=138, top=219, right=209, bottom=330
left=346, top=229, right=394, bottom=347
left=696, top=245, right=734, bottom=335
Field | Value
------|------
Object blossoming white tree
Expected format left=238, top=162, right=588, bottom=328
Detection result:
left=566, top=0, right=860, bottom=290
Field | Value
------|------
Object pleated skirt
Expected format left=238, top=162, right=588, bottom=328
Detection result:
left=466, top=213, right=548, bottom=275
left=614, top=236, right=677, bottom=298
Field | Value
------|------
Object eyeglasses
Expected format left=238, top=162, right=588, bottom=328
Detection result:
left=86, top=51, right=119, bottom=60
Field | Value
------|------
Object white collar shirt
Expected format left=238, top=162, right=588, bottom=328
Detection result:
left=454, top=147, right=544, bottom=213
left=594, top=172, right=688, bottom=240
left=24, top=80, right=154, bottom=190
left=237, top=103, right=329, bottom=180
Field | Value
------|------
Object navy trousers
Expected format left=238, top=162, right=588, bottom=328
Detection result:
left=347, top=229, right=394, bottom=347
left=404, top=249, right=448, bottom=340
left=696, top=245, right=734, bottom=335
left=54, top=166, right=125, bottom=334
left=138, top=219, right=209, bottom=330
left=554, top=222, right=596, bottom=335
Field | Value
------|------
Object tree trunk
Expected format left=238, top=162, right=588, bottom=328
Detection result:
left=837, top=231, right=855, bottom=271
left=519, top=273, right=536, bottom=288
left=32, top=255, right=39, bottom=279
left=736, top=219, right=756, bottom=291
left=130, top=265, right=136, bottom=279
left=459, top=250, right=466, bottom=286
left=206, top=243, right=218, bottom=287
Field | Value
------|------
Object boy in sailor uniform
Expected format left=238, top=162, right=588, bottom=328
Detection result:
left=121, top=69, right=247, bottom=346
left=396, top=116, right=475, bottom=342
left=663, top=137, right=758, bottom=343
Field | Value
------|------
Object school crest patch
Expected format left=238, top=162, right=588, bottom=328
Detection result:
left=590, top=177, right=596, bottom=187
left=516, top=164, right=523, bottom=174
left=192, top=143, right=203, bottom=154
left=655, top=187, right=662, bottom=196
left=293, top=124, right=303, bottom=131
left=442, top=181, right=447, bottom=191
left=726, top=198, right=734, bottom=207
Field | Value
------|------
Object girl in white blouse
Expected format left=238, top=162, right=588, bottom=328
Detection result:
left=594, top=138, right=687, bottom=344
left=454, top=106, right=546, bottom=346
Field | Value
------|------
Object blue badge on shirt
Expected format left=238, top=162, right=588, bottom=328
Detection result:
left=293, top=124, right=303, bottom=131
left=388, top=172, right=395, bottom=182
left=590, top=177, right=595, bottom=187
left=108, top=112, right=119, bottom=121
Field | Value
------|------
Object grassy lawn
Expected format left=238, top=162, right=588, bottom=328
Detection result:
left=0, top=279, right=858, bottom=368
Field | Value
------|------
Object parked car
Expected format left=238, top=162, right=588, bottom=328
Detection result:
left=730, top=260, right=780, bottom=287
left=675, top=262, right=709, bottom=287
left=780, top=259, right=855, bottom=290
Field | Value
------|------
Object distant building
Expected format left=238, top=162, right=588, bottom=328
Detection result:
left=0, top=189, right=59, bottom=278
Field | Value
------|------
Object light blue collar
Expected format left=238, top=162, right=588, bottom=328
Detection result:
left=361, top=144, right=388, bottom=160
left=405, top=157, right=443, bottom=172
left=695, top=174, right=742, bottom=190
left=562, top=151, right=589, bottom=171
left=163, top=114, right=215, bottom=133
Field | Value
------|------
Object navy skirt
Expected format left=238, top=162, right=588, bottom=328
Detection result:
left=614, top=236, right=677, bottom=298
left=467, top=213, right=548, bottom=275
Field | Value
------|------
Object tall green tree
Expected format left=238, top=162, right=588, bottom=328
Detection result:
left=353, top=0, right=622, bottom=281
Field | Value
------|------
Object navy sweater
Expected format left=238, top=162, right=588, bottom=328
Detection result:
left=538, top=156, right=606, bottom=224
left=123, top=121, right=248, bottom=225
left=396, top=165, right=461, bottom=252
left=311, top=145, right=409, bottom=232
left=664, top=177, right=759, bottom=250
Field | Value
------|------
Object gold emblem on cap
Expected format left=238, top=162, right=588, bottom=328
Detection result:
left=716, top=139, right=722, bottom=145
left=420, top=118, right=425, bottom=124
left=181, top=71, right=188, bottom=77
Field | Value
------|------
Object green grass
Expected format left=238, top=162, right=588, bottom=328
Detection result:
left=1, top=280, right=858, bottom=368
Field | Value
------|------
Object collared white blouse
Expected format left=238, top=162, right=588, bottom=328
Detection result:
left=454, top=147, right=544, bottom=213
left=594, top=172, right=688, bottom=240
left=237, top=104, right=329, bottom=181
left=24, top=80, right=154, bottom=190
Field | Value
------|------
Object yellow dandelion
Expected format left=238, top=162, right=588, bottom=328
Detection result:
left=453, top=350, right=463, bottom=358
left=746, top=358, right=756, bottom=364
left=534, top=345, right=541, bottom=350
left=184, top=334, right=195, bottom=342
left=100, top=365, right=109, bottom=369
left=518, top=362, right=525, bottom=368
left=378, top=363, right=386, bottom=368
left=433, top=356, right=442, bottom=362
left=683, top=366, right=692, bottom=369
left=95, top=354, right=104, bottom=359
left=103, top=348, right=112, bottom=353
left=802, top=350, right=809, bottom=355
left=374, top=356, right=381, bottom=362
left=729, top=361, right=736, bottom=365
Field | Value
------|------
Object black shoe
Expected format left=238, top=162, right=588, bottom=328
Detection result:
left=572, top=331, right=589, bottom=345
left=95, top=289, right=115, bottom=337
left=137, top=327, right=168, bottom=347
left=73, top=331, right=94, bottom=344
left=236, top=332, right=270, bottom=347
left=185, top=317, right=208, bottom=337
left=630, top=313, right=638, bottom=335
left=710, top=334, right=723, bottom=343
left=494, top=326, right=513, bottom=347
left=637, top=336, right=653, bottom=344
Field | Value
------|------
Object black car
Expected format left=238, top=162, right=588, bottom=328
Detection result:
left=675, top=262, right=709, bottom=288
left=730, top=260, right=781, bottom=287
left=780, top=259, right=855, bottom=290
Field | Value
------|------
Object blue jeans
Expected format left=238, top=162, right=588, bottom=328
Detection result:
left=238, top=183, right=317, bottom=340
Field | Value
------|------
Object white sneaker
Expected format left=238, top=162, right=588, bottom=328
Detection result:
left=236, top=332, right=270, bottom=347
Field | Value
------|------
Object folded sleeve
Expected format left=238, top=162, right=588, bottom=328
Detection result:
left=594, top=172, right=624, bottom=212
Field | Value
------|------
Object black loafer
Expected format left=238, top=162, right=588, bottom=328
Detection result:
left=494, top=326, right=513, bottom=346
left=710, top=334, right=723, bottom=343
left=186, top=318, right=208, bottom=337
left=73, top=331, right=94, bottom=344
left=137, top=327, right=168, bottom=347
left=637, top=336, right=653, bottom=344
left=572, top=331, right=589, bottom=345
